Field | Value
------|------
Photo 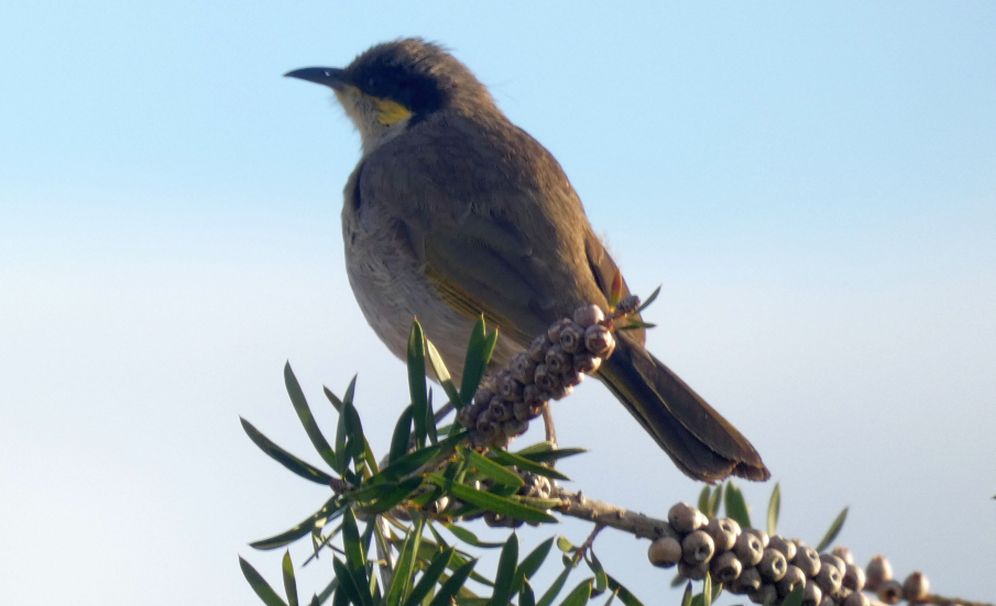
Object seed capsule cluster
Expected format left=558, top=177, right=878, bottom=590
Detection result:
left=458, top=300, right=639, bottom=447
left=648, top=503, right=934, bottom=606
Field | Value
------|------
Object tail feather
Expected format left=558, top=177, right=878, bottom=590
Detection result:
left=598, top=333, right=769, bottom=482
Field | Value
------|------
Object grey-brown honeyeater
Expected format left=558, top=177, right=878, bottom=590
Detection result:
left=285, top=38, right=769, bottom=482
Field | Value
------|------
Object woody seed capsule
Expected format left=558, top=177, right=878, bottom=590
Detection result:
left=710, top=551, right=743, bottom=583
left=749, top=584, right=778, bottom=605
left=732, top=567, right=763, bottom=594
left=584, top=324, right=615, bottom=358
left=528, top=335, right=549, bottom=363
left=844, top=590, right=870, bottom=606
left=814, top=559, right=842, bottom=594
left=490, top=398, right=512, bottom=422
left=820, top=554, right=846, bottom=576
left=547, top=318, right=572, bottom=344
left=802, top=581, right=823, bottom=606
left=792, top=546, right=822, bottom=577
left=733, top=530, right=765, bottom=566
left=902, top=571, right=929, bottom=602
left=559, top=321, right=586, bottom=353
left=511, top=353, right=536, bottom=384
left=502, top=418, right=528, bottom=438
left=865, top=555, right=892, bottom=591
left=706, top=517, right=741, bottom=552
left=572, top=352, right=602, bottom=374
left=681, top=530, right=715, bottom=565
left=877, top=580, right=903, bottom=605
left=757, top=548, right=788, bottom=581
left=533, top=364, right=558, bottom=392
left=545, top=345, right=571, bottom=375
left=842, top=563, right=865, bottom=592
left=832, top=546, right=855, bottom=566
left=573, top=304, right=605, bottom=327
left=647, top=536, right=682, bottom=568
left=768, top=535, right=797, bottom=561
left=667, top=502, right=706, bottom=533
left=777, top=565, right=807, bottom=598
left=746, top=528, right=770, bottom=548
left=512, top=401, right=530, bottom=422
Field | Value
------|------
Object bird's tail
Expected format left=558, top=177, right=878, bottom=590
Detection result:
left=597, top=332, right=770, bottom=482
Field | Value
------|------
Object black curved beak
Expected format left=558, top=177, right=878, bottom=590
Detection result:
left=284, top=67, right=348, bottom=90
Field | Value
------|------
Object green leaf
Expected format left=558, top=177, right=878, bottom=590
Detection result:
left=702, top=572, right=712, bottom=606
left=459, top=316, right=498, bottom=403
left=428, top=559, right=477, bottom=606
left=408, top=320, right=429, bottom=447
left=239, top=557, right=289, bottom=606
left=513, top=537, right=555, bottom=593
left=331, top=586, right=348, bottom=606
left=285, top=362, right=338, bottom=470
left=708, top=484, right=723, bottom=520
left=605, top=574, right=644, bottom=606
left=341, top=509, right=366, bottom=581
left=426, top=475, right=556, bottom=523
left=520, top=582, right=537, bottom=606
left=241, top=418, right=335, bottom=485
left=342, top=398, right=366, bottom=465
left=767, top=482, right=781, bottom=536
left=389, top=405, right=414, bottom=464
left=334, top=398, right=349, bottom=474
left=513, top=444, right=587, bottom=464
left=815, top=506, right=849, bottom=552
left=697, top=486, right=711, bottom=517
left=425, top=338, right=462, bottom=408
left=636, top=285, right=662, bottom=313
left=555, top=537, right=574, bottom=553
left=723, top=482, right=751, bottom=529
left=782, top=585, right=805, bottom=606
left=425, top=390, right=438, bottom=446
left=250, top=496, right=345, bottom=550
left=559, top=579, right=593, bottom=606
left=679, top=582, right=693, bottom=606
left=366, top=477, right=424, bottom=513
left=465, top=449, right=526, bottom=488
left=386, top=519, right=424, bottom=606
left=403, top=547, right=455, bottom=606
left=489, top=449, right=570, bottom=481
left=487, top=533, right=519, bottom=606
left=537, top=564, right=574, bottom=606
left=316, top=578, right=338, bottom=605
left=443, top=523, right=505, bottom=549
left=282, top=551, right=299, bottom=606
left=332, top=557, right=373, bottom=606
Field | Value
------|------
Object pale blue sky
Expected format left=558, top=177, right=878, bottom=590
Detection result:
left=1, top=2, right=994, bottom=604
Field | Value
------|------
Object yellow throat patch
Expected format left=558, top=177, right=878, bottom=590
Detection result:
left=374, top=97, right=413, bottom=126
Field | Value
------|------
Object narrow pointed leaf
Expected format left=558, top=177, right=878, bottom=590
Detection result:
left=425, top=389, right=438, bottom=445
left=285, top=362, right=338, bottom=469
left=815, top=506, right=849, bottom=552
left=366, top=477, right=423, bottom=513
left=636, top=285, right=662, bottom=313
left=767, top=483, right=781, bottom=536
left=282, top=551, right=299, bottom=606
left=239, top=556, right=289, bottom=606
left=708, top=484, right=723, bottom=520
left=428, top=559, right=476, bottom=606
left=513, top=537, right=555, bottom=592
left=426, top=476, right=556, bottom=523
left=702, top=572, right=712, bottom=606
left=513, top=444, right=587, bottom=464
left=723, top=483, right=751, bottom=529
left=385, top=519, right=424, bottom=606
left=488, top=449, right=570, bottom=481
left=323, top=386, right=343, bottom=412
left=605, top=574, right=644, bottom=606
left=250, top=496, right=344, bottom=550
left=486, top=533, right=519, bottom=606
left=465, top=449, right=526, bottom=488
left=408, top=321, right=429, bottom=447
left=559, top=579, right=593, bottom=606
left=332, top=557, right=372, bottom=606
left=537, top=564, right=574, bottom=606
left=459, top=316, right=489, bottom=403
left=697, top=486, right=711, bottom=517
left=341, top=509, right=366, bottom=578
left=443, top=523, right=505, bottom=548
left=389, top=406, right=414, bottom=463
left=426, top=338, right=462, bottom=407
left=403, top=547, right=455, bottom=606
left=520, top=582, right=537, bottom=606
left=342, top=399, right=366, bottom=464
left=316, top=578, right=339, bottom=605
left=680, top=582, right=693, bottom=606
left=241, top=418, right=334, bottom=485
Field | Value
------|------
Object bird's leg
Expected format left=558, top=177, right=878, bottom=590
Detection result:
left=542, top=404, right=558, bottom=448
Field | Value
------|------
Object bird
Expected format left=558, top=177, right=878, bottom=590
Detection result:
left=285, top=38, right=769, bottom=482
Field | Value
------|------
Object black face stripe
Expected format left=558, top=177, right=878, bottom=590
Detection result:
left=346, top=44, right=450, bottom=116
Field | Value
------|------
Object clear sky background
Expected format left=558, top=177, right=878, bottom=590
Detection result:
left=2, top=2, right=994, bottom=604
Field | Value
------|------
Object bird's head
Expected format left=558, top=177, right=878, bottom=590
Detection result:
left=286, top=38, right=495, bottom=154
